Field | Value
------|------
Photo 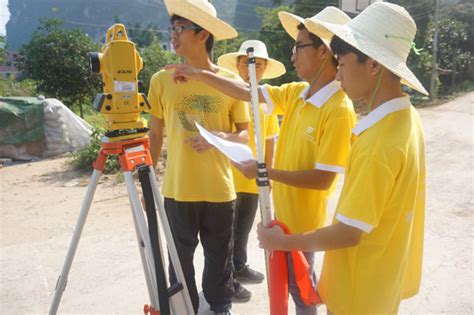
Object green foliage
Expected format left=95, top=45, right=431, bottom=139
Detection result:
left=0, top=36, right=6, bottom=64
left=292, top=0, right=338, bottom=17
left=127, top=23, right=161, bottom=48
left=0, top=76, right=37, bottom=96
left=257, top=6, right=297, bottom=85
left=17, top=18, right=102, bottom=114
left=82, top=107, right=105, bottom=129
left=112, top=17, right=163, bottom=48
left=138, top=41, right=181, bottom=94
left=213, top=37, right=252, bottom=64
left=71, top=128, right=120, bottom=174
left=426, top=3, right=473, bottom=94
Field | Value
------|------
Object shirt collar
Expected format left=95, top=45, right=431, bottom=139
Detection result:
left=352, top=95, right=411, bottom=136
left=299, top=80, right=341, bottom=108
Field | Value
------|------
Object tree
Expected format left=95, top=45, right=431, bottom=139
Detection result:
left=17, top=18, right=101, bottom=117
left=0, top=36, right=7, bottom=64
left=430, top=2, right=473, bottom=93
left=257, top=6, right=297, bottom=85
left=138, top=41, right=181, bottom=94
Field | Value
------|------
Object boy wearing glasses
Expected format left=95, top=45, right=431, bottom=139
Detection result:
left=147, top=1, right=249, bottom=314
left=166, top=7, right=356, bottom=315
left=258, top=3, right=427, bottom=314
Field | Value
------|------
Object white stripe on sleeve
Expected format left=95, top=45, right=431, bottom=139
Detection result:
left=336, top=213, right=373, bottom=233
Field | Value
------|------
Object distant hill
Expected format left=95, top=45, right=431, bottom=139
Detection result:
left=5, top=0, right=241, bottom=50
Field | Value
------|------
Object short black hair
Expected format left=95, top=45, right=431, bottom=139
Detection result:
left=297, top=23, right=337, bottom=67
left=330, top=36, right=368, bottom=63
left=297, top=23, right=324, bottom=48
left=170, top=15, right=214, bottom=56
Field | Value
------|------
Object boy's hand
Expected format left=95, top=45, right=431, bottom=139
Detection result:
left=185, top=134, right=213, bottom=152
left=257, top=223, right=286, bottom=250
left=164, top=64, right=201, bottom=84
left=231, top=159, right=258, bottom=179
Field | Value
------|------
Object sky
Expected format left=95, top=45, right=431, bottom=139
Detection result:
left=1, top=0, right=10, bottom=36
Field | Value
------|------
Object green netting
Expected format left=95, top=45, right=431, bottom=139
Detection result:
left=0, top=97, right=45, bottom=144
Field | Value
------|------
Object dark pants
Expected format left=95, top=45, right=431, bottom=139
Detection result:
left=233, top=192, right=259, bottom=270
left=164, top=198, right=235, bottom=313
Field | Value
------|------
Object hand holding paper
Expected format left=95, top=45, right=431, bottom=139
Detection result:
left=194, top=122, right=255, bottom=164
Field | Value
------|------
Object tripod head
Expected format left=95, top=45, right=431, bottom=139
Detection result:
left=89, top=24, right=151, bottom=142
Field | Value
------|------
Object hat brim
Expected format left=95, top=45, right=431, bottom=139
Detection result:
left=316, top=21, right=429, bottom=95
left=217, top=53, right=286, bottom=80
left=304, top=19, right=334, bottom=49
left=278, top=11, right=304, bottom=40
left=165, top=1, right=237, bottom=40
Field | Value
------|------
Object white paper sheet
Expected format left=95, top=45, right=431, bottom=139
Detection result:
left=195, top=122, right=254, bottom=164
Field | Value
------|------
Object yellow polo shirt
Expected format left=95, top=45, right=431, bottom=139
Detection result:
left=148, top=68, right=250, bottom=202
left=261, top=80, right=356, bottom=233
left=232, top=105, right=279, bottom=194
left=318, top=96, right=426, bottom=314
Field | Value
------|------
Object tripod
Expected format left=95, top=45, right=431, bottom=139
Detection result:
left=49, top=136, right=194, bottom=315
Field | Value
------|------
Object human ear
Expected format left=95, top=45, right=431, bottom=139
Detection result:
left=198, top=30, right=210, bottom=42
left=369, top=59, right=382, bottom=76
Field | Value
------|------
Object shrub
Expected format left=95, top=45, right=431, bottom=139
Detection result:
left=70, top=128, right=120, bottom=174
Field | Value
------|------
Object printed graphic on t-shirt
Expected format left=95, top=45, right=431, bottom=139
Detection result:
left=302, top=125, right=317, bottom=143
left=176, top=95, right=223, bottom=131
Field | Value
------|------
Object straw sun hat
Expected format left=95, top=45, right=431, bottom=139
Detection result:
left=310, top=2, right=429, bottom=95
left=164, top=0, right=237, bottom=41
left=217, top=40, right=286, bottom=79
left=278, top=7, right=351, bottom=48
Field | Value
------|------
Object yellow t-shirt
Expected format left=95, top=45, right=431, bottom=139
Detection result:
left=232, top=104, right=279, bottom=194
left=318, top=96, right=426, bottom=314
left=147, top=68, right=250, bottom=202
left=261, top=80, right=356, bottom=233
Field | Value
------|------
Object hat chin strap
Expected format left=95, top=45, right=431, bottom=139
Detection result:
left=305, top=58, right=328, bottom=99
left=367, top=68, right=384, bottom=112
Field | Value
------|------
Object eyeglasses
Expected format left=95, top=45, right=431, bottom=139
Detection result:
left=168, top=25, right=203, bottom=34
left=291, top=43, right=314, bottom=55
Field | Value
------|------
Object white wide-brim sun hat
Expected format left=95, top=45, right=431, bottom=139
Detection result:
left=164, top=0, right=238, bottom=41
left=278, top=7, right=350, bottom=48
left=278, top=11, right=304, bottom=41
left=313, top=2, right=429, bottom=95
left=217, top=40, right=286, bottom=80
left=304, top=7, right=351, bottom=47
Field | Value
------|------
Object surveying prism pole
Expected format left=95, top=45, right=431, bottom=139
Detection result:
left=246, top=47, right=273, bottom=225
left=246, top=47, right=273, bottom=303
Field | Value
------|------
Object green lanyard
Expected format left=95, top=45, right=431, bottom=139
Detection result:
left=385, top=34, right=423, bottom=55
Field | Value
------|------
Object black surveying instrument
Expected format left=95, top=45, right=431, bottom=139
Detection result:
left=48, top=24, right=194, bottom=315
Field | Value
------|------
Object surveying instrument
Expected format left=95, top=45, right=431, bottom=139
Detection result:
left=48, top=24, right=194, bottom=315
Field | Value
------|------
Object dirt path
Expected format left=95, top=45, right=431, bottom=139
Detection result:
left=1, top=92, right=472, bottom=314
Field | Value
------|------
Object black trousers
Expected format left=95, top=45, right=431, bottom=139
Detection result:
left=164, top=198, right=235, bottom=313
left=233, top=192, right=259, bottom=270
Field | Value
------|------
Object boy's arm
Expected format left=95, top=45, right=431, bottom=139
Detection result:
left=257, top=221, right=363, bottom=252
left=148, top=116, right=165, bottom=168
left=164, top=64, right=265, bottom=103
left=268, top=168, right=336, bottom=190
left=265, top=138, right=275, bottom=166
left=233, top=161, right=336, bottom=191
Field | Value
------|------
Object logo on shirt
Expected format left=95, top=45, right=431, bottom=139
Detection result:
left=303, top=125, right=316, bottom=143
left=176, top=95, right=223, bottom=131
